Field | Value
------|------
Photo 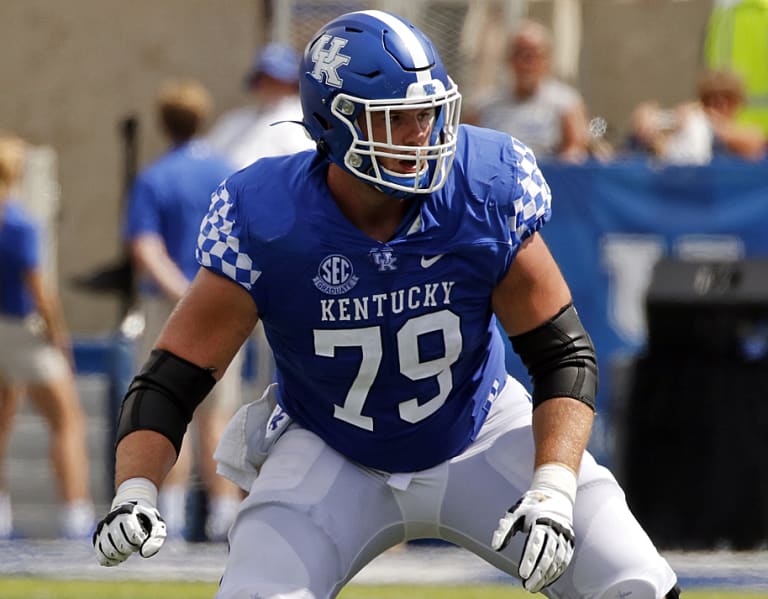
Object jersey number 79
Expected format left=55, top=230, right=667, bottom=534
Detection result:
left=313, top=309, right=462, bottom=431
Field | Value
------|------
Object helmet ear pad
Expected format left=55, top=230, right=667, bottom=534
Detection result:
left=300, top=72, right=335, bottom=151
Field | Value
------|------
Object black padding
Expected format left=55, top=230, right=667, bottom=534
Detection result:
left=666, top=584, right=682, bottom=599
left=509, top=303, right=598, bottom=411
left=115, top=349, right=217, bottom=455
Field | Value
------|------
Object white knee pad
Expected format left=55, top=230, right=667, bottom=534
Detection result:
left=595, top=578, right=659, bottom=599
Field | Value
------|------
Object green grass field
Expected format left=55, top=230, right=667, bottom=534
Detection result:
left=0, top=580, right=766, bottom=599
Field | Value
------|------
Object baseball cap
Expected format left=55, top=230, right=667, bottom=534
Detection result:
left=244, top=42, right=300, bottom=87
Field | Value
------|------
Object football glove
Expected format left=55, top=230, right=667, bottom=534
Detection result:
left=491, top=464, right=577, bottom=593
left=93, top=477, right=167, bottom=567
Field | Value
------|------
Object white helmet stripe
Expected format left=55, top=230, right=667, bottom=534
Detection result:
left=360, top=10, right=432, bottom=83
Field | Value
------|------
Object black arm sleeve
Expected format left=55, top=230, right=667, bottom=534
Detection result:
left=509, top=302, right=598, bottom=411
left=115, top=349, right=217, bottom=455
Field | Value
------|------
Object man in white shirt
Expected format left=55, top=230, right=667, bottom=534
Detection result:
left=207, top=42, right=314, bottom=170
left=470, top=20, right=590, bottom=163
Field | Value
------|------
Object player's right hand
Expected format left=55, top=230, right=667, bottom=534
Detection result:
left=93, top=499, right=167, bottom=566
left=93, top=477, right=167, bottom=567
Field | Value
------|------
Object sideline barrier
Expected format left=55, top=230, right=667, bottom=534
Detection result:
left=72, top=334, right=135, bottom=492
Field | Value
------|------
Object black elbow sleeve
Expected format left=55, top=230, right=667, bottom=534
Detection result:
left=115, top=349, right=217, bottom=455
left=509, top=302, right=598, bottom=411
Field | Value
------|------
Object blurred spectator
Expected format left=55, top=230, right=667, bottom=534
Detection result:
left=704, top=0, right=768, bottom=137
left=466, top=19, right=591, bottom=163
left=0, top=133, right=95, bottom=539
left=628, top=69, right=766, bottom=165
left=123, top=80, right=243, bottom=542
left=206, top=42, right=314, bottom=402
left=206, top=42, right=313, bottom=170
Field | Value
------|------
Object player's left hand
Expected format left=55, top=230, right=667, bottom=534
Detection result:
left=491, top=464, right=577, bottom=593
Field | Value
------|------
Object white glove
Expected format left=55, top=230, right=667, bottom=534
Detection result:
left=491, top=464, right=577, bottom=593
left=93, top=478, right=167, bottom=567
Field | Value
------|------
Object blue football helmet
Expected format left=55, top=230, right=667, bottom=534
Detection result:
left=300, top=10, right=462, bottom=197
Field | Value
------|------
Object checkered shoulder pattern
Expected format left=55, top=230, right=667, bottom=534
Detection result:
left=507, top=137, right=552, bottom=244
left=196, top=181, right=261, bottom=290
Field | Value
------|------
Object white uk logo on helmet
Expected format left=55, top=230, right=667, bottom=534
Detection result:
left=310, top=35, right=351, bottom=88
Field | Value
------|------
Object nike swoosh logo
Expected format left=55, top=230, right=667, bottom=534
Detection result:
left=420, top=254, right=444, bottom=268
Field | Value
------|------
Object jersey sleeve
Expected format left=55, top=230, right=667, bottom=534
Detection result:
left=123, top=176, right=162, bottom=240
left=196, top=179, right=261, bottom=292
left=506, top=137, right=552, bottom=247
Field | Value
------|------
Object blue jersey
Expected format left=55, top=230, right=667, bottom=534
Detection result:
left=197, top=125, right=552, bottom=472
left=0, top=201, right=40, bottom=318
left=123, top=141, right=234, bottom=293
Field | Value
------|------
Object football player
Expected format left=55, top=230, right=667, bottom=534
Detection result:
left=94, top=10, right=680, bottom=599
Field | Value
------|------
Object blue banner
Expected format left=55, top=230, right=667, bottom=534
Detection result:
left=502, top=157, right=768, bottom=461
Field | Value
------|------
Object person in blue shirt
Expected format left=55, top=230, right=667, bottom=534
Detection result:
left=122, top=79, right=243, bottom=542
left=0, top=134, right=95, bottom=539
left=95, top=11, right=680, bottom=599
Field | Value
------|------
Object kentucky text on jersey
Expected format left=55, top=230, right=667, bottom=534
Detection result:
left=320, top=281, right=455, bottom=321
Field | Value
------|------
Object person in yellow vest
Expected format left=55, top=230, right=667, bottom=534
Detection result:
left=704, top=0, right=768, bottom=137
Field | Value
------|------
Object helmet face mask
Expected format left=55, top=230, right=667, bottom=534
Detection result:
left=300, top=10, right=462, bottom=198
left=334, top=87, right=461, bottom=195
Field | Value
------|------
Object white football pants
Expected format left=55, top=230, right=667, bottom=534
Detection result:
left=215, top=376, right=677, bottom=599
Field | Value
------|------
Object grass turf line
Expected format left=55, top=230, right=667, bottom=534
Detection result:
left=0, top=580, right=767, bottom=599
